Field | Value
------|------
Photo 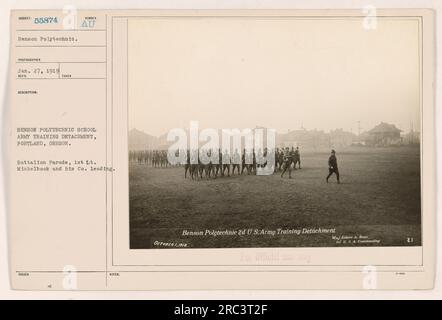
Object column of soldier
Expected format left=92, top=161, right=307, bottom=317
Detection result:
left=129, top=147, right=302, bottom=179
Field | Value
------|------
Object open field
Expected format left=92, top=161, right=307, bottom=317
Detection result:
left=129, top=146, right=421, bottom=249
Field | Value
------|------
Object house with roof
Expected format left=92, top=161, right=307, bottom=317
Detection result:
left=364, top=122, right=402, bottom=146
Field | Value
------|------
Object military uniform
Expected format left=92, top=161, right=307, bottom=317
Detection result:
left=222, top=150, right=231, bottom=176
left=294, top=147, right=301, bottom=169
left=281, top=148, right=294, bottom=178
left=231, top=149, right=241, bottom=175
left=326, top=150, right=340, bottom=183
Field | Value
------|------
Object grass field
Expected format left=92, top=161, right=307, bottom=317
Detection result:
left=129, top=146, right=421, bottom=249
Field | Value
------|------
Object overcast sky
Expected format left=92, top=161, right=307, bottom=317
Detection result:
left=128, top=17, right=420, bottom=137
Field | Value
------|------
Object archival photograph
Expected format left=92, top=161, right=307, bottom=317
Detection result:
left=127, top=17, right=421, bottom=249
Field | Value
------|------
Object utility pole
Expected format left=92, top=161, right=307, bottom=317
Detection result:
left=357, top=121, right=362, bottom=136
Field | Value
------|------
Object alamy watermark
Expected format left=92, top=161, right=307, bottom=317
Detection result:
left=166, top=121, right=276, bottom=176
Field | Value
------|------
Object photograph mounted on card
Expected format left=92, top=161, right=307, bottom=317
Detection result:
left=8, top=9, right=436, bottom=290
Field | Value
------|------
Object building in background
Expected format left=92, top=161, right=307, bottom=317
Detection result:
left=277, top=128, right=356, bottom=151
left=364, top=122, right=402, bottom=146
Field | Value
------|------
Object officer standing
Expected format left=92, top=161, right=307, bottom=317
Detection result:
left=326, top=149, right=340, bottom=184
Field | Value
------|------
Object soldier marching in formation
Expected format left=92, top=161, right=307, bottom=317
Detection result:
left=131, top=147, right=280, bottom=179
left=129, top=150, right=171, bottom=167
left=231, top=149, right=241, bottom=175
left=280, top=147, right=294, bottom=179
left=130, top=146, right=340, bottom=183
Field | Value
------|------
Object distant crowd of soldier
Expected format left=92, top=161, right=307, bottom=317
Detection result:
left=129, top=147, right=340, bottom=183
left=129, top=149, right=171, bottom=168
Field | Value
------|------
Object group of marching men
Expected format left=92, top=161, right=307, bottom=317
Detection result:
left=183, top=146, right=302, bottom=180
left=129, top=149, right=171, bottom=168
left=129, top=147, right=302, bottom=179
